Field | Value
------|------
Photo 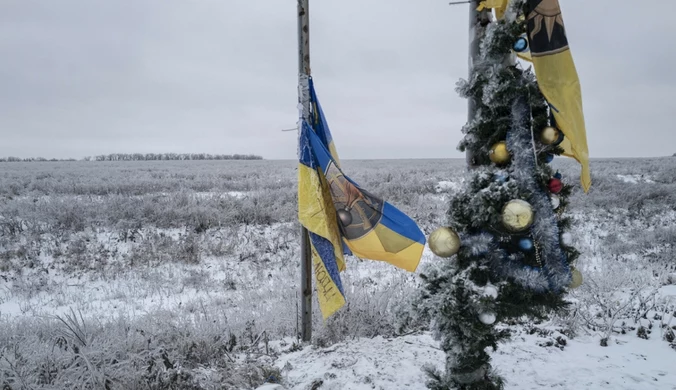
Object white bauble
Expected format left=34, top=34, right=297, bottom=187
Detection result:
left=482, top=285, right=499, bottom=299
left=550, top=194, right=561, bottom=209
left=561, top=232, right=573, bottom=246
left=478, top=312, right=497, bottom=325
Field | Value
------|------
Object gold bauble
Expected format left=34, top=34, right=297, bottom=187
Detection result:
left=569, top=268, right=583, bottom=289
left=540, top=126, right=561, bottom=145
left=428, top=227, right=461, bottom=258
left=489, top=141, right=510, bottom=165
left=501, top=200, right=534, bottom=232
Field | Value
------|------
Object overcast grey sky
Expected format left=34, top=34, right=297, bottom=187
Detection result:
left=0, top=1, right=674, bottom=160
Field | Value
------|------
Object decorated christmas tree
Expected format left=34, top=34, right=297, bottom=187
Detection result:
left=419, top=1, right=588, bottom=389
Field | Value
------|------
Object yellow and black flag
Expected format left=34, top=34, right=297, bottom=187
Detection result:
left=526, top=0, right=591, bottom=192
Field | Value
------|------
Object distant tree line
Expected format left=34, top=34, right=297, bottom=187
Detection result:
left=88, top=153, right=263, bottom=161
left=0, top=153, right=263, bottom=162
left=0, top=156, right=77, bottom=162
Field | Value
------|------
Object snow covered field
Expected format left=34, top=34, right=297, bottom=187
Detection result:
left=1, top=158, right=675, bottom=389
left=277, top=330, right=676, bottom=390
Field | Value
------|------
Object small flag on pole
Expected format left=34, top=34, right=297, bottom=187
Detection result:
left=477, top=0, right=509, bottom=19
left=298, top=78, right=426, bottom=319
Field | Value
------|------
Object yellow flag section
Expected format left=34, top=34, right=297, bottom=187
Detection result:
left=477, top=0, right=509, bottom=19
left=526, top=0, right=591, bottom=192
left=298, top=126, right=346, bottom=319
left=298, top=78, right=426, bottom=319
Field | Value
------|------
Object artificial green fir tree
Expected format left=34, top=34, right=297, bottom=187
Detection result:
left=419, top=1, right=582, bottom=388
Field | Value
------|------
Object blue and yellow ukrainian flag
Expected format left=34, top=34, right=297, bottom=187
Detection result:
left=298, top=78, right=426, bottom=319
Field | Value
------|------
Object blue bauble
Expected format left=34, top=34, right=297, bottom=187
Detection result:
left=544, top=154, right=554, bottom=163
left=513, top=37, right=528, bottom=53
left=553, top=171, right=562, bottom=180
left=495, top=172, right=509, bottom=183
left=518, top=238, right=534, bottom=251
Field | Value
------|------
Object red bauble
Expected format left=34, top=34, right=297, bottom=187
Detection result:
left=548, top=178, right=563, bottom=194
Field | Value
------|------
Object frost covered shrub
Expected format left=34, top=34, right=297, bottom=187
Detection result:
left=603, top=227, right=676, bottom=275
left=0, top=310, right=281, bottom=390
left=313, top=272, right=421, bottom=346
left=561, top=159, right=676, bottom=216
left=3, top=152, right=676, bottom=364
left=566, top=253, right=672, bottom=345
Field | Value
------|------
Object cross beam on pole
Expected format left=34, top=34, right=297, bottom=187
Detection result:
left=297, top=0, right=313, bottom=343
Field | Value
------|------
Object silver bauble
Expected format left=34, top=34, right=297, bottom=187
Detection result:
left=482, top=285, right=499, bottom=299
left=561, top=232, right=573, bottom=246
left=478, top=312, right=497, bottom=325
left=550, top=194, right=561, bottom=209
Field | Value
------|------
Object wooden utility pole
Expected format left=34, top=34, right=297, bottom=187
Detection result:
left=297, top=0, right=313, bottom=343
left=466, top=1, right=490, bottom=169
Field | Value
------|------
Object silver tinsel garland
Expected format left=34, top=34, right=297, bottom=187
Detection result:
left=458, top=96, right=573, bottom=292
left=453, top=0, right=573, bottom=292
left=502, top=95, right=571, bottom=291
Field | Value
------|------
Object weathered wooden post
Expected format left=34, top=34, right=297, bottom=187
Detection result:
left=297, top=0, right=313, bottom=343
left=465, top=1, right=490, bottom=169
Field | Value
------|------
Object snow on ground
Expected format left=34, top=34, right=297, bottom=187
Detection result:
left=273, top=331, right=676, bottom=390
left=194, top=191, right=249, bottom=199
left=14, top=190, right=252, bottom=203
left=435, top=180, right=462, bottom=193
left=430, top=180, right=463, bottom=202
left=0, top=222, right=431, bottom=331
left=616, top=174, right=655, bottom=184
left=0, top=224, right=299, bottom=323
left=492, top=332, right=676, bottom=390
left=257, top=384, right=285, bottom=390
left=276, top=333, right=443, bottom=390
left=4, top=159, right=676, bottom=389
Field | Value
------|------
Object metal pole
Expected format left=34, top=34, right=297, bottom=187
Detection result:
left=297, top=0, right=313, bottom=343
left=466, top=1, right=490, bottom=169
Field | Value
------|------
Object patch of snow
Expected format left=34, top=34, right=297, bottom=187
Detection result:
left=256, top=384, right=286, bottom=390
left=227, top=191, right=248, bottom=199
left=661, top=285, right=676, bottom=298
left=193, top=191, right=249, bottom=199
left=275, top=331, right=676, bottom=390
left=277, top=333, right=443, bottom=390
left=0, top=224, right=298, bottom=323
left=616, top=174, right=654, bottom=184
left=492, top=331, right=676, bottom=389
left=435, top=180, right=462, bottom=193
